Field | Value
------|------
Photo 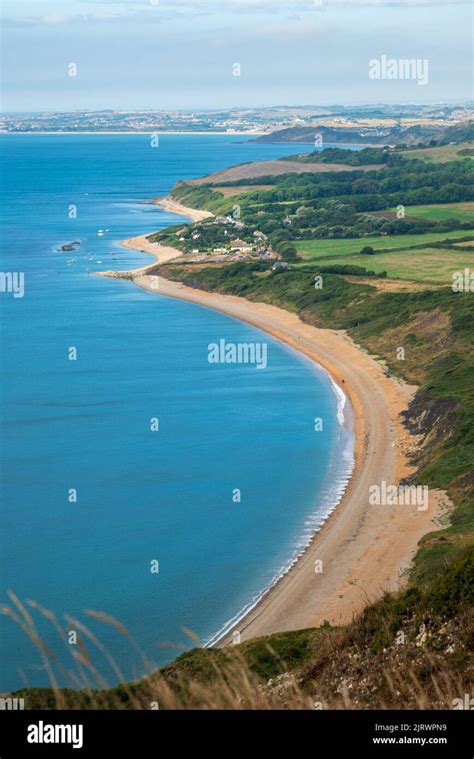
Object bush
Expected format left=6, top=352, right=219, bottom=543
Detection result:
left=278, top=242, right=298, bottom=260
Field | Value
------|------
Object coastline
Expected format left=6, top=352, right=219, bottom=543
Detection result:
left=97, top=198, right=212, bottom=278
left=0, top=130, right=267, bottom=136
left=152, top=196, right=215, bottom=223
left=99, top=200, right=445, bottom=645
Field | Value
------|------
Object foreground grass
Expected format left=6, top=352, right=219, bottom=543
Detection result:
left=9, top=548, right=473, bottom=709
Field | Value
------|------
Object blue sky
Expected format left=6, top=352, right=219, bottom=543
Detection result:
left=2, top=0, right=472, bottom=111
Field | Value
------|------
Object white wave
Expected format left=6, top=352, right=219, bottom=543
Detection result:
left=205, top=415, right=355, bottom=650
left=330, top=376, right=347, bottom=426
left=204, top=350, right=355, bottom=650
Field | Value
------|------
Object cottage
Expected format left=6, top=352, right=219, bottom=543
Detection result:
left=230, top=238, right=253, bottom=253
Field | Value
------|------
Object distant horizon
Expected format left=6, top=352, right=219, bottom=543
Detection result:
left=2, top=100, right=473, bottom=116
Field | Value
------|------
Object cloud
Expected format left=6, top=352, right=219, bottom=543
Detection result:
left=2, top=8, right=141, bottom=28
left=4, top=0, right=470, bottom=28
left=328, top=0, right=470, bottom=5
left=82, top=0, right=471, bottom=7
left=240, top=18, right=324, bottom=41
left=23, top=0, right=473, bottom=15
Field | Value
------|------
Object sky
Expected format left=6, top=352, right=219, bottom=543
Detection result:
left=1, top=0, right=472, bottom=111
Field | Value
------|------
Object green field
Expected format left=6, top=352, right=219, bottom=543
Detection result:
left=400, top=141, right=474, bottom=163
left=295, top=230, right=474, bottom=283
left=400, top=202, right=474, bottom=221
left=307, top=247, right=473, bottom=283
left=296, top=229, right=474, bottom=258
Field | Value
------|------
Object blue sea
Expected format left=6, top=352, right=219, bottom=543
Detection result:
left=0, top=134, right=354, bottom=692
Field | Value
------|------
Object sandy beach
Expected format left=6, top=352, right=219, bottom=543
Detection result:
left=99, top=200, right=446, bottom=645
left=152, top=196, right=214, bottom=223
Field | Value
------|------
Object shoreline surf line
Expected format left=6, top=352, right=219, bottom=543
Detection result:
left=203, top=371, right=356, bottom=650
left=97, top=203, right=445, bottom=646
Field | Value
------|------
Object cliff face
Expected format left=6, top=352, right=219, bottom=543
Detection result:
left=403, top=392, right=458, bottom=470
left=253, top=121, right=473, bottom=146
left=254, top=125, right=396, bottom=145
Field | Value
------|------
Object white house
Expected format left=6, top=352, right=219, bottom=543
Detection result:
left=229, top=238, right=253, bottom=253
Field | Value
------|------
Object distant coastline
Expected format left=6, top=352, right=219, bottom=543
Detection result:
left=0, top=130, right=267, bottom=136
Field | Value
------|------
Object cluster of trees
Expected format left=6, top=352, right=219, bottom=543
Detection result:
left=238, top=159, right=473, bottom=206
left=268, top=234, right=298, bottom=259
left=234, top=195, right=474, bottom=242
left=288, top=147, right=397, bottom=166
left=288, top=212, right=473, bottom=240
left=219, top=159, right=473, bottom=240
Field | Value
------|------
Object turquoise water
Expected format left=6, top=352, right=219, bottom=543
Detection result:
left=0, top=135, right=354, bottom=692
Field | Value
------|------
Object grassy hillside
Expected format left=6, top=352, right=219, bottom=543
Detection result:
left=296, top=247, right=472, bottom=284
left=400, top=141, right=474, bottom=163
left=392, top=201, right=474, bottom=221
left=13, top=548, right=473, bottom=709
left=252, top=122, right=473, bottom=148
left=295, top=230, right=474, bottom=256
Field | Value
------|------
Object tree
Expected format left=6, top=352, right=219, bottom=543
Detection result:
left=361, top=246, right=376, bottom=255
left=278, top=242, right=298, bottom=260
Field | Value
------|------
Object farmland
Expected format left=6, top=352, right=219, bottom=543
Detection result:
left=400, top=141, right=474, bottom=163
left=396, top=202, right=474, bottom=221
left=295, top=230, right=474, bottom=283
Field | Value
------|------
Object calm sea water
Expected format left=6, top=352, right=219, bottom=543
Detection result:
left=0, top=135, right=354, bottom=692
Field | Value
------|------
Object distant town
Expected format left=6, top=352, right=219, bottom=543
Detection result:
left=1, top=103, right=473, bottom=135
